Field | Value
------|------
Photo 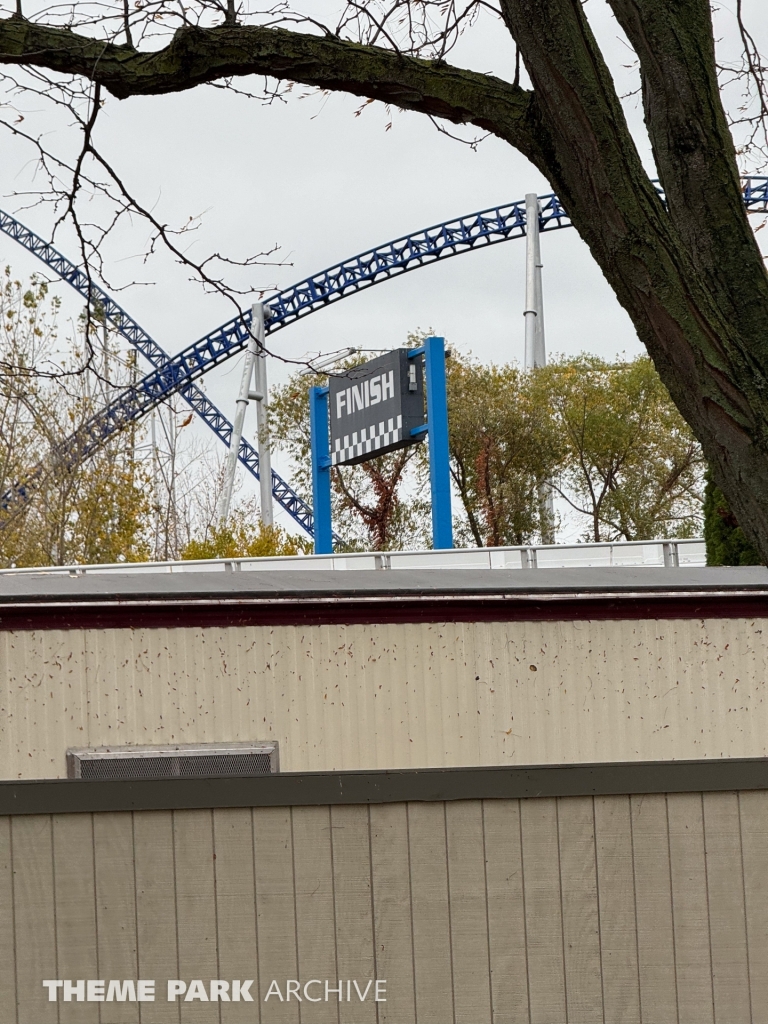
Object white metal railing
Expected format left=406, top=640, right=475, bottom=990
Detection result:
left=0, top=538, right=707, bottom=577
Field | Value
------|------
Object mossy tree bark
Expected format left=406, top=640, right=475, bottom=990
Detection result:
left=0, top=0, right=766, bottom=556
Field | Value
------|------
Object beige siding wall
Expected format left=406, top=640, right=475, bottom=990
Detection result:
left=2, top=791, right=766, bottom=1024
left=1, top=615, right=767, bottom=778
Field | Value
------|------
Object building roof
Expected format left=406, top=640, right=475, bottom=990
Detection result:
left=0, top=566, right=767, bottom=630
left=0, top=564, right=767, bottom=604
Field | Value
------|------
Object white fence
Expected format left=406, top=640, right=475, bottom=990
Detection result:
left=0, top=538, right=707, bottom=577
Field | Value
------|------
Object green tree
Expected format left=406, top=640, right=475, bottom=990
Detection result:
left=2, top=2, right=768, bottom=553
left=0, top=271, right=150, bottom=566
left=447, top=354, right=562, bottom=546
left=703, top=472, right=761, bottom=566
left=182, top=510, right=310, bottom=560
left=0, top=269, right=56, bottom=531
left=534, top=355, right=704, bottom=543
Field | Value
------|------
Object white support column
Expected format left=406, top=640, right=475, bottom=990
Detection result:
left=533, top=209, right=546, bottom=369
left=250, top=303, right=273, bottom=527
left=216, top=304, right=261, bottom=527
left=150, top=409, right=161, bottom=559
left=524, top=192, right=546, bottom=369
left=524, top=193, right=538, bottom=371
left=524, top=192, right=554, bottom=542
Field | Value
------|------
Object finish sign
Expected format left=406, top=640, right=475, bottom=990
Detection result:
left=328, top=350, right=425, bottom=466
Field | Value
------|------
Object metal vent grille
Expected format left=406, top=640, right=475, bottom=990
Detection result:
left=66, top=743, right=279, bottom=780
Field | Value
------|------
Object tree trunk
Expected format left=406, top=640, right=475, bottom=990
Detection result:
left=499, top=0, right=768, bottom=559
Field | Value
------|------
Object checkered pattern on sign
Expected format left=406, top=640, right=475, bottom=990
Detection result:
left=331, top=415, right=403, bottom=465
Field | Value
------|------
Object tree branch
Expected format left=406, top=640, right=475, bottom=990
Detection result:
left=0, top=19, right=539, bottom=154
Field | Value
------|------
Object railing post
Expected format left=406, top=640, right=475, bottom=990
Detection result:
left=521, top=547, right=538, bottom=569
left=662, top=541, right=679, bottom=568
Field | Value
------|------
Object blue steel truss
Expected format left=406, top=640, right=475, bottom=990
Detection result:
left=0, top=212, right=316, bottom=535
left=61, top=177, right=768, bottom=467
left=6, top=191, right=574, bottom=497
left=1, top=176, right=766, bottom=537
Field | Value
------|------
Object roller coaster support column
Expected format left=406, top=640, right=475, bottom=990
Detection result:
left=410, top=337, right=453, bottom=551
left=150, top=410, right=161, bottom=558
left=524, top=193, right=546, bottom=371
left=309, top=386, right=333, bottom=555
left=524, top=193, right=555, bottom=543
left=248, top=303, right=274, bottom=527
left=216, top=302, right=267, bottom=527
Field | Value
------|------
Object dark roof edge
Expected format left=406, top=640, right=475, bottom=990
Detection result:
left=2, top=758, right=767, bottom=816
left=4, top=587, right=768, bottom=607
left=2, top=593, right=768, bottom=630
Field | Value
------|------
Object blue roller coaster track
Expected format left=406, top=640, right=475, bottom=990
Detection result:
left=0, top=211, right=317, bottom=533
left=2, top=176, right=767, bottom=537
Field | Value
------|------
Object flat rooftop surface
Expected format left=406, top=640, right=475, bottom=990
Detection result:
left=1, top=565, right=768, bottom=604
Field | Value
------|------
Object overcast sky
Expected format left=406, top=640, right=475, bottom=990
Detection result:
left=1, top=0, right=765, bottom=540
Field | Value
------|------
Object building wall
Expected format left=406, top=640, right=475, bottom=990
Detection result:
left=2, top=790, right=765, bottom=1024
left=2, top=615, right=767, bottom=778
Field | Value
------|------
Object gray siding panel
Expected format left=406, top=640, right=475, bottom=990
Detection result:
left=482, top=800, right=529, bottom=1024
left=2, top=791, right=768, bottom=1023
left=172, top=810, right=217, bottom=1024
left=52, top=814, right=99, bottom=1024
left=519, top=798, right=567, bottom=1024
left=0, top=816, right=17, bottom=1024
left=406, top=802, right=454, bottom=1024
left=369, top=803, right=416, bottom=1024
left=329, top=804, right=377, bottom=1024
left=629, top=794, right=678, bottom=1023
left=703, top=792, right=751, bottom=1024
left=12, top=816, right=58, bottom=1024
left=133, top=810, right=179, bottom=1023
left=557, top=795, right=602, bottom=1024
left=740, top=789, right=768, bottom=1024
left=593, top=796, right=641, bottom=1023
left=253, top=807, right=299, bottom=1022
left=291, top=806, right=338, bottom=1024
left=667, top=794, right=715, bottom=1024
left=446, top=800, right=492, bottom=1024
left=93, top=812, right=139, bottom=1024
left=211, top=808, right=260, bottom=1024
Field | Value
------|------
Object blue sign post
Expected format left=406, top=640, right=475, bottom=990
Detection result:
left=309, top=385, right=333, bottom=554
left=309, top=337, right=452, bottom=554
left=408, top=336, right=453, bottom=550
